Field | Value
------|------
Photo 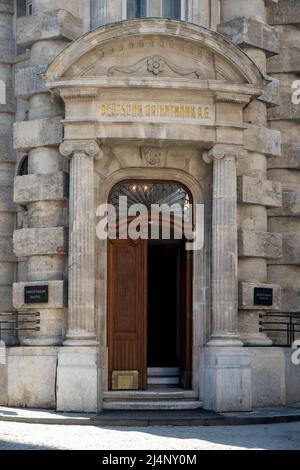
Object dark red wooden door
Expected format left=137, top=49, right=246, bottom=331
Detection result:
left=108, top=237, right=147, bottom=390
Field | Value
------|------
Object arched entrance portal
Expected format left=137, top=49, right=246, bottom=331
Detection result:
left=107, top=181, right=193, bottom=391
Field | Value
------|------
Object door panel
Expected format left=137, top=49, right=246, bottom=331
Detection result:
left=108, top=237, right=147, bottom=390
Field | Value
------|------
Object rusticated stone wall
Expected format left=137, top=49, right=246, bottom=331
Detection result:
left=0, top=0, right=17, bottom=344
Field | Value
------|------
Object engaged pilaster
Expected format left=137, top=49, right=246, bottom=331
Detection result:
left=59, top=140, right=101, bottom=346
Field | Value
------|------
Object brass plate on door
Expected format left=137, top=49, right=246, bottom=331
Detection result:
left=112, top=371, right=139, bottom=390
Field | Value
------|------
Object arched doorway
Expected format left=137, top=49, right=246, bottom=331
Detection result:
left=107, top=181, right=193, bottom=391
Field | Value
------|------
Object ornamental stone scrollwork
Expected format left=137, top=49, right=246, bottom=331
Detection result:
left=108, top=55, right=203, bottom=79
left=203, top=144, right=247, bottom=163
left=59, top=140, right=103, bottom=160
left=141, top=147, right=166, bottom=167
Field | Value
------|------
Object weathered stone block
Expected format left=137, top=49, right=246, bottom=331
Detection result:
left=237, top=176, right=282, bottom=207
left=201, top=348, right=252, bottom=412
left=268, top=190, right=300, bottom=216
left=285, top=348, right=300, bottom=404
left=0, top=363, right=7, bottom=406
left=268, top=91, right=300, bottom=120
left=268, top=265, right=300, bottom=313
left=0, top=0, right=14, bottom=14
left=13, top=280, right=66, bottom=309
left=245, top=125, right=281, bottom=157
left=17, top=10, right=83, bottom=47
left=0, top=184, right=15, bottom=211
left=238, top=230, right=282, bottom=259
left=13, top=117, right=63, bottom=151
left=0, top=44, right=14, bottom=64
left=249, top=347, right=286, bottom=406
left=218, top=17, right=279, bottom=56
left=267, top=0, right=300, bottom=26
left=13, top=227, right=68, bottom=257
left=268, top=46, right=300, bottom=74
left=7, top=347, right=58, bottom=409
left=56, top=347, right=99, bottom=412
left=258, top=76, right=280, bottom=107
left=0, top=237, right=16, bottom=262
left=268, top=232, right=300, bottom=264
left=15, top=64, right=47, bottom=99
left=239, top=282, right=281, bottom=310
left=0, top=286, right=12, bottom=311
left=268, top=144, right=300, bottom=169
left=14, top=172, right=68, bottom=204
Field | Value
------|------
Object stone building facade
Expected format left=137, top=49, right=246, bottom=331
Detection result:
left=0, top=0, right=299, bottom=412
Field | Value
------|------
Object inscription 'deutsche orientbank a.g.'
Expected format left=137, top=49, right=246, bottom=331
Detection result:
left=99, top=101, right=213, bottom=124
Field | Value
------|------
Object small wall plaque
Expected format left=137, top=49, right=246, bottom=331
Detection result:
left=24, top=285, right=48, bottom=304
left=254, top=287, right=273, bottom=306
left=112, top=371, right=139, bottom=390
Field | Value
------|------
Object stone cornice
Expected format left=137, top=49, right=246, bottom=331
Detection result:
left=215, top=93, right=252, bottom=105
left=203, top=144, right=247, bottom=163
left=59, top=140, right=103, bottom=160
left=46, top=78, right=262, bottom=99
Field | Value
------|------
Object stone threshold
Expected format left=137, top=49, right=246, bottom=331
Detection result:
left=0, top=405, right=300, bottom=427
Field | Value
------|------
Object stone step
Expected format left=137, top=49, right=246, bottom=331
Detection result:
left=103, top=390, right=198, bottom=401
left=147, top=376, right=179, bottom=386
left=102, top=400, right=203, bottom=411
left=147, top=367, right=180, bottom=377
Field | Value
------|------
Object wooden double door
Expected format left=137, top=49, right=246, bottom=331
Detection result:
left=108, top=235, right=192, bottom=390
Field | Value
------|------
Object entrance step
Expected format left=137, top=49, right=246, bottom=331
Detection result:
left=103, top=400, right=202, bottom=411
left=147, top=367, right=180, bottom=387
left=103, top=389, right=202, bottom=410
left=147, top=368, right=180, bottom=376
left=104, top=389, right=198, bottom=401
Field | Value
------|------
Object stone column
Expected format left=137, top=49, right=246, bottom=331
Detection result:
left=59, top=140, right=100, bottom=346
left=201, top=144, right=252, bottom=412
left=56, top=140, right=101, bottom=413
left=207, top=144, right=246, bottom=347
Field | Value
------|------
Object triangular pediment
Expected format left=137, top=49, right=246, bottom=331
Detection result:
left=46, top=19, right=263, bottom=87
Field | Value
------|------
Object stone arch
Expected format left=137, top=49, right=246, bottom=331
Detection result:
left=95, top=166, right=207, bottom=392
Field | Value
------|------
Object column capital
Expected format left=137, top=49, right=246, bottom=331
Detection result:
left=204, top=144, right=247, bottom=163
left=59, top=140, right=103, bottom=160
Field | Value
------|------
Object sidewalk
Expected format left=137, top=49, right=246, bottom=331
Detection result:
left=0, top=404, right=300, bottom=427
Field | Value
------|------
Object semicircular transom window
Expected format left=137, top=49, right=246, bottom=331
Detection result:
left=110, top=181, right=191, bottom=219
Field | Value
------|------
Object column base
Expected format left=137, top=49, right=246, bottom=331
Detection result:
left=207, top=335, right=244, bottom=347
left=63, top=339, right=99, bottom=347
left=201, top=347, right=252, bottom=412
left=56, top=346, right=100, bottom=412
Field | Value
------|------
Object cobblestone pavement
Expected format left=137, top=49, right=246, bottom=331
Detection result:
left=0, top=421, right=299, bottom=450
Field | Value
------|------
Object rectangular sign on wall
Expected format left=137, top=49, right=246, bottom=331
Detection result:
left=24, top=285, right=48, bottom=304
left=254, top=287, right=273, bottom=306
